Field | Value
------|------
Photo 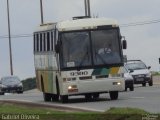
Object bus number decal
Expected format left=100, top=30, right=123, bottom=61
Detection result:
left=70, top=71, right=88, bottom=76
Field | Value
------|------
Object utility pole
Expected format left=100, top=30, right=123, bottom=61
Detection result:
left=40, top=0, right=44, bottom=24
left=7, top=0, right=13, bottom=75
left=84, top=0, right=91, bottom=17
left=87, top=0, right=91, bottom=17
left=84, top=0, right=88, bottom=16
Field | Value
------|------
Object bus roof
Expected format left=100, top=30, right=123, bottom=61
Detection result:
left=57, top=18, right=119, bottom=31
left=34, top=23, right=56, bottom=33
left=34, top=18, right=119, bottom=32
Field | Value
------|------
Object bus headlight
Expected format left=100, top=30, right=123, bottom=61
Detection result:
left=68, top=86, right=72, bottom=90
left=113, top=82, right=121, bottom=85
left=68, top=85, right=78, bottom=92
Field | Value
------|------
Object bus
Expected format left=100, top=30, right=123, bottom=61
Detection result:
left=33, top=17, right=127, bottom=103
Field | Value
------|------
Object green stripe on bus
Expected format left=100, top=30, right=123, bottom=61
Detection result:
left=92, top=67, right=120, bottom=76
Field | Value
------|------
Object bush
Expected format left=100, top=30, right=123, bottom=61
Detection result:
left=21, top=77, right=36, bottom=91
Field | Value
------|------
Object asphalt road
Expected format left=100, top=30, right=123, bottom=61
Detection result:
left=0, top=76, right=160, bottom=113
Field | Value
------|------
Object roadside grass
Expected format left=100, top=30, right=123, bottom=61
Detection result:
left=106, top=107, right=148, bottom=114
left=0, top=103, right=159, bottom=120
left=0, top=103, right=64, bottom=114
left=152, top=72, right=160, bottom=76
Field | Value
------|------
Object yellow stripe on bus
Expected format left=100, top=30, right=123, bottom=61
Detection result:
left=110, top=67, right=120, bottom=74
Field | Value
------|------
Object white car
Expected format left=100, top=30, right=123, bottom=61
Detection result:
left=124, top=71, right=134, bottom=91
left=124, top=60, right=153, bottom=87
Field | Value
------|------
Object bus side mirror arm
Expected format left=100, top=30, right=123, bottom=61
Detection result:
left=55, top=44, right=59, bottom=53
left=55, top=41, right=61, bottom=53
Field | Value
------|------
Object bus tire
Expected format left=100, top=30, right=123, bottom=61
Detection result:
left=130, top=86, right=134, bottom=91
left=125, top=87, right=127, bottom=91
left=52, top=94, right=59, bottom=101
left=55, top=78, right=60, bottom=101
left=60, top=95, right=68, bottom=103
left=43, top=93, right=52, bottom=102
left=109, top=91, right=118, bottom=100
left=85, top=94, right=92, bottom=101
left=17, top=91, right=23, bottom=94
left=0, top=92, right=4, bottom=95
left=93, top=93, right=99, bottom=100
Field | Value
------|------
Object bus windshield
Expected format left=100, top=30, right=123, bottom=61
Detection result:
left=60, top=29, right=122, bottom=69
left=60, top=32, right=92, bottom=68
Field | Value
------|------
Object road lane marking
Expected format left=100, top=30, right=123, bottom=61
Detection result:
left=130, top=97, right=145, bottom=99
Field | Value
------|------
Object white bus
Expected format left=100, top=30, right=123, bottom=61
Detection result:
left=33, top=17, right=127, bottom=103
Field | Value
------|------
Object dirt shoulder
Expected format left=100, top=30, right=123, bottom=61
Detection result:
left=153, top=76, right=160, bottom=85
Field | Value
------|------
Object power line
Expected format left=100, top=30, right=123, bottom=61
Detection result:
left=0, top=19, right=160, bottom=39
left=0, top=34, right=33, bottom=39
left=120, top=19, right=160, bottom=27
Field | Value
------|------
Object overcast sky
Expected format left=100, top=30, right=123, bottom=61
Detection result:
left=0, top=0, right=160, bottom=79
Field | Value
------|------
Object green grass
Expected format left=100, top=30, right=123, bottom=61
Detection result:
left=0, top=103, right=159, bottom=120
left=151, top=71, right=160, bottom=76
left=106, top=107, right=148, bottom=114
left=21, top=77, right=36, bottom=91
left=0, top=103, right=65, bottom=114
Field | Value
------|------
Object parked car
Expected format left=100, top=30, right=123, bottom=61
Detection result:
left=124, top=60, right=153, bottom=87
left=0, top=76, right=23, bottom=95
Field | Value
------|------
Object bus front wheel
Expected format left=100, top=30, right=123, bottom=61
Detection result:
left=93, top=93, right=99, bottom=100
left=109, top=91, right=118, bottom=100
left=85, top=94, right=92, bottom=101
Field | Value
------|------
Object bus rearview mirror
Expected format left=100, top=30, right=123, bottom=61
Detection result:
left=122, top=40, right=127, bottom=49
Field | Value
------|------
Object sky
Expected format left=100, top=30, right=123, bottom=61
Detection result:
left=0, top=0, right=160, bottom=80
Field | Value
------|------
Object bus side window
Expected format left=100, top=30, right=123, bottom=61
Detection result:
left=40, top=33, right=43, bottom=51
left=47, top=32, right=50, bottom=51
left=43, top=33, right=46, bottom=51
left=36, top=34, right=39, bottom=52
left=51, top=31, right=54, bottom=51
left=50, top=31, right=52, bottom=51
left=34, top=34, right=36, bottom=52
